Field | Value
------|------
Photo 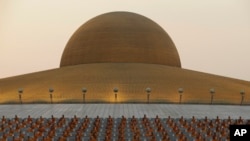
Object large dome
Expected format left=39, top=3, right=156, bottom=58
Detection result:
left=60, top=11, right=181, bottom=67
left=1, top=12, right=250, bottom=104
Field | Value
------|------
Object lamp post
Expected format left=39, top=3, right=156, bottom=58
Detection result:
left=240, top=90, right=245, bottom=105
left=113, top=88, right=118, bottom=102
left=178, top=88, right=183, bottom=104
left=49, top=88, right=54, bottom=104
left=210, top=88, right=215, bottom=104
left=145, top=88, right=151, bottom=104
left=82, top=88, right=87, bottom=103
left=18, top=88, right=23, bottom=104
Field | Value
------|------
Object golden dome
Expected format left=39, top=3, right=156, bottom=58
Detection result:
left=60, top=11, right=181, bottom=67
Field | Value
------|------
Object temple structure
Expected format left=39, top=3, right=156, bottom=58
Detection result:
left=0, top=12, right=249, bottom=104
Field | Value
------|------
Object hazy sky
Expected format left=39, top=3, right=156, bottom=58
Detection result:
left=0, top=0, right=249, bottom=81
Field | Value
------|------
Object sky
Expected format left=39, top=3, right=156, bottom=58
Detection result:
left=0, top=0, right=250, bottom=81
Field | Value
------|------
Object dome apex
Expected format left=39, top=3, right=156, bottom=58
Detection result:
left=60, top=11, right=181, bottom=67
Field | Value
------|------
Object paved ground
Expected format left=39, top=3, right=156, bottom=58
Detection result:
left=0, top=104, right=249, bottom=119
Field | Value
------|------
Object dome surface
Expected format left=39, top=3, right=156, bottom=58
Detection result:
left=60, top=11, right=181, bottom=67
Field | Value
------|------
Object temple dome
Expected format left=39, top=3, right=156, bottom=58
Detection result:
left=60, top=11, right=181, bottom=67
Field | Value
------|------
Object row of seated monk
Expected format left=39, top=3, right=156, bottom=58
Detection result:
left=0, top=115, right=249, bottom=141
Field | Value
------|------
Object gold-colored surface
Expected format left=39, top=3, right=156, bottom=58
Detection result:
left=0, top=63, right=249, bottom=104
left=1, top=12, right=248, bottom=104
left=60, top=12, right=181, bottom=68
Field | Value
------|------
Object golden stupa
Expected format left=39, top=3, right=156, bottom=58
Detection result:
left=0, top=12, right=249, bottom=104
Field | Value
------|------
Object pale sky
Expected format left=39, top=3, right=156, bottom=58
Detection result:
left=0, top=0, right=250, bottom=81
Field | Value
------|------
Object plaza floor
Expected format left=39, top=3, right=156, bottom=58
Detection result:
left=0, top=104, right=249, bottom=119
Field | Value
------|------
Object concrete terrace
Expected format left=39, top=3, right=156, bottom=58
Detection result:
left=1, top=104, right=249, bottom=119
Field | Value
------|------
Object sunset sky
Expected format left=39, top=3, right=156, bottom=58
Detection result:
left=0, top=0, right=249, bottom=81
